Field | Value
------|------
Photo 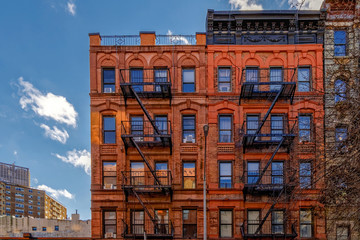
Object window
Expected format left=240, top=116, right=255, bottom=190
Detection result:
left=29, top=200, right=33, bottom=204
left=37, top=196, right=41, bottom=200
left=5, top=202, right=10, bottom=206
left=29, top=195, right=33, bottom=199
left=29, top=206, right=33, bottom=209
left=15, top=203, right=24, bottom=208
left=103, top=162, right=117, bottom=189
left=130, top=68, right=144, bottom=92
left=334, top=30, right=346, bottom=56
left=246, top=115, right=259, bottom=135
left=130, top=162, right=145, bottom=186
left=6, top=191, right=10, bottom=194
left=246, top=67, right=259, bottom=91
left=29, top=211, right=33, bottom=214
left=104, top=211, right=116, bottom=238
left=271, top=115, right=284, bottom=141
left=5, top=196, right=10, bottom=200
left=42, top=227, right=47, bottom=232
left=271, top=162, right=284, bottom=184
left=183, top=209, right=197, bottom=238
left=182, top=68, right=195, bottom=92
left=300, top=209, right=312, bottom=238
left=248, top=210, right=260, bottom=234
left=154, top=69, right=168, bottom=92
left=183, top=162, right=196, bottom=189
left=6, top=185, right=10, bottom=189
left=335, top=79, right=346, bottom=103
left=103, top=116, right=116, bottom=144
left=218, top=67, right=231, bottom=92
left=37, top=207, right=40, bottom=210
left=272, top=210, right=284, bottom=234
left=15, top=187, right=24, bottom=191
left=219, top=115, right=232, bottom=143
left=131, top=116, right=144, bottom=142
left=37, top=202, right=40, bottom=205
left=247, top=162, right=259, bottom=184
left=182, top=115, right=196, bottom=143
left=131, top=210, right=144, bottom=234
left=6, top=207, right=10, bottom=212
left=220, top=210, right=233, bottom=238
left=55, top=225, right=59, bottom=231
left=32, top=227, right=37, bottom=231
left=336, top=127, right=347, bottom=150
left=155, top=162, right=168, bottom=185
left=298, top=67, right=311, bottom=92
left=155, top=210, right=169, bottom=234
left=270, top=67, right=283, bottom=91
left=16, top=198, right=24, bottom=202
left=29, top=189, right=33, bottom=193
left=155, top=115, right=168, bottom=141
left=15, top=193, right=24, bottom=197
left=299, top=115, right=311, bottom=142
left=102, top=68, right=115, bottom=93
left=300, top=162, right=312, bottom=189
left=336, top=226, right=349, bottom=240
left=219, top=162, right=232, bottom=188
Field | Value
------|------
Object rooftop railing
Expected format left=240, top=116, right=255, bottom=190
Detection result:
left=100, top=34, right=197, bottom=46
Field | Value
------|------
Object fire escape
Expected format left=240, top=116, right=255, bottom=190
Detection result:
left=119, top=68, right=174, bottom=239
left=239, top=68, right=298, bottom=239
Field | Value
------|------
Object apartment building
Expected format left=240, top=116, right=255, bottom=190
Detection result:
left=45, top=194, right=67, bottom=220
left=323, top=0, right=360, bottom=239
left=89, top=9, right=326, bottom=240
left=0, top=162, right=30, bottom=187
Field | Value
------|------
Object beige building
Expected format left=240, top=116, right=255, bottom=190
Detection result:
left=0, top=213, right=90, bottom=238
left=0, top=181, right=5, bottom=216
left=45, top=194, right=67, bottom=220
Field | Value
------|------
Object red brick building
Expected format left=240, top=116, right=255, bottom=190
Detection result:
left=89, top=9, right=326, bottom=240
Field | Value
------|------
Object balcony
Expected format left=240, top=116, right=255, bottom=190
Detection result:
left=120, top=69, right=172, bottom=100
left=240, top=119, right=296, bottom=150
left=241, top=220, right=297, bottom=239
left=122, top=219, right=174, bottom=239
left=121, top=170, right=172, bottom=193
left=121, top=120, right=172, bottom=152
left=239, top=68, right=296, bottom=103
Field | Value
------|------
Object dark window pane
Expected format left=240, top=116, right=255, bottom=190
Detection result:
left=218, top=68, right=231, bottom=92
left=335, top=79, right=346, bottom=102
left=220, top=162, right=232, bottom=188
left=298, top=68, right=310, bottom=92
left=103, top=117, right=116, bottom=144
left=219, top=116, right=232, bottom=143
left=183, top=209, right=197, bottom=238
left=334, top=30, right=346, bottom=56
left=103, top=69, right=115, bottom=83
left=299, top=116, right=311, bottom=142
left=270, top=68, right=283, bottom=91
left=131, top=69, right=143, bottom=92
left=104, top=117, right=115, bottom=130
left=183, top=69, right=195, bottom=92
left=183, top=115, right=196, bottom=143
left=246, top=67, right=259, bottom=91
left=247, top=162, right=259, bottom=184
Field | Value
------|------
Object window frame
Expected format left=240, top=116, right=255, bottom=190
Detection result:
left=298, top=114, right=312, bottom=142
left=182, top=68, right=195, bottom=93
left=219, top=115, right=233, bottom=143
left=335, top=126, right=348, bottom=150
left=272, top=209, right=285, bottom=234
left=154, top=68, right=168, bottom=92
left=336, top=225, right=350, bottom=240
left=103, top=210, right=117, bottom=238
left=247, top=209, right=261, bottom=235
left=182, top=209, right=197, bottom=238
left=297, top=67, right=311, bottom=92
left=271, top=161, right=284, bottom=185
left=300, top=209, right=313, bottom=238
left=334, top=30, right=347, bottom=57
left=299, top=162, right=312, bottom=189
left=218, top=66, right=232, bottom=92
left=269, top=67, right=284, bottom=92
left=131, top=115, right=144, bottom=142
left=183, top=161, right=196, bottom=189
left=247, top=161, right=260, bottom=184
left=102, top=116, right=116, bottom=144
left=102, top=161, right=117, bottom=190
left=219, top=161, right=233, bottom=189
left=102, top=68, right=116, bottom=93
left=182, top=115, right=196, bottom=143
left=130, top=68, right=144, bottom=92
left=334, top=79, right=347, bottom=103
left=131, top=210, right=144, bottom=235
left=219, top=209, right=233, bottom=238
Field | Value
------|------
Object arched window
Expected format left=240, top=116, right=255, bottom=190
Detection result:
left=334, top=79, right=346, bottom=103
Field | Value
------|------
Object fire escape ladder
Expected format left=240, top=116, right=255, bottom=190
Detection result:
left=254, top=187, right=285, bottom=235
left=129, top=137, right=163, bottom=187
left=255, top=137, right=285, bottom=185
left=130, top=188, right=159, bottom=226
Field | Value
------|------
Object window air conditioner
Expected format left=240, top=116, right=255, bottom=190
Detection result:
left=104, top=184, right=116, bottom=190
left=221, top=86, right=230, bottom=92
left=105, top=232, right=115, bottom=238
left=104, top=88, right=113, bottom=93
left=184, top=135, right=195, bottom=143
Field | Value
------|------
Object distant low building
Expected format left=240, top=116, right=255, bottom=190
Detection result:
left=0, top=213, right=90, bottom=238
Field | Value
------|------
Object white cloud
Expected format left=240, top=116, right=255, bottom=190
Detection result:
left=288, top=0, right=323, bottom=10
left=37, top=184, right=74, bottom=200
left=167, top=30, right=190, bottom=45
left=18, top=77, right=78, bottom=127
left=229, top=0, right=263, bottom=10
left=66, top=1, right=76, bottom=16
left=54, top=149, right=91, bottom=175
left=33, top=178, right=39, bottom=184
left=40, top=124, right=69, bottom=144
left=13, top=151, right=17, bottom=156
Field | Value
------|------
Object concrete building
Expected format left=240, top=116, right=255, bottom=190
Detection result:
left=0, top=213, right=90, bottom=238
left=89, top=9, right=326, bottom=240
left=0, top=162, right=30, bottom=187
left=323, top=0, right=360, bottom=239
left=45, top=194, right=67, bottom=220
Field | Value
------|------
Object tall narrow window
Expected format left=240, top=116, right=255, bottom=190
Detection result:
left=219, top=115, right=232, bottom=143
left=271, top=115, right=284, bottom=141
left=131, top=210, right=144, bottom=234
left=183, top=162, right=196, bottom=189
left=299, top=115, right=311, bottom=142
left=103, top=162, right=117, bottom=189
left=272, top=210, right=284, bottom=234
left=247, top=162, right=259, bottom=184
left=182, top=115, right=196, bottom=143
left=246, top=67, right=259, bottom=91
left=130, top=69, right=143, bottom=92
left=334, top=30, right=346, bottom=57
left=102, top=68, right=115, bottom=93
left=183, top=209, right=197, bottom=238
left=219, top=162, right=232, bottom=188
left=335, top=127, right=347, bottom=150
left=154, top=69, right=168, bottom=92
left=336, top=226, right=350, bottom=240
left=298, top=67, right=311, bottom=92
left=248, top=210, right=260, bottom=234
left=247, top=115, right=259, bottom=135
left=300, top=209, right=312, bottom=238
left=103, top=116, right=116, bottom=144
left=130, top=162, right=145, bottom=186
left=182, top=68, right=195, bottom=92
left=218, top=67, right=231, bottom=92
left=335, top=79, right=346, bottom=103
left=271, top=162, right=283, bottom=185
left=300, top=162, right=312, bottom=189
left=155, top=210, right=169, bottom=234
left=220, top=210, right=233, bottom=238
left=103, top=211, right=116, bottom=238
left=270, top=67, right=283, bottom=91
left=155, top=162, right=168, bottom=185
left=131, top=116, right=144, bottom=142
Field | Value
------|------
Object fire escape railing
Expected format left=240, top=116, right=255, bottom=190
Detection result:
left=241, top=218, right=297, bottom=239
left=122, top=219, right=175, bottom=239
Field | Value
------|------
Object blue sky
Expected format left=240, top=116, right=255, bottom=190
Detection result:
left=0, top=0, right=322, bottom=220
